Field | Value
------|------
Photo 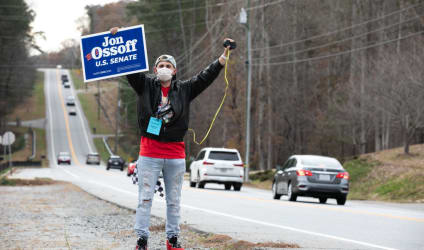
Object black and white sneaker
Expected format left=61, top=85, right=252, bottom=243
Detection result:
left=135, top=236, right=148, bottom=250
left=166, top=236, right=184, bottom=250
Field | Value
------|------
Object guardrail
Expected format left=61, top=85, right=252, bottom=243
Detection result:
left=102, top=136, right=114, bottom=155
left=0, top=161, right=41, bottom=174
left=28, top=129, right=36, bottom=160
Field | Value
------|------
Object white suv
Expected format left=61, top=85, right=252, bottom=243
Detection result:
left=189, top=147, right=244, bottom=191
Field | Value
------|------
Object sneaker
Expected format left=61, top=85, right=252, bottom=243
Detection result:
left=135, top=236, right=148, bottom=250
left=166, top=236, right=184, bottom=250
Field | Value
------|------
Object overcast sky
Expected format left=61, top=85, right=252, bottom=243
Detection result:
left=25, top=0, right=122, bottom=53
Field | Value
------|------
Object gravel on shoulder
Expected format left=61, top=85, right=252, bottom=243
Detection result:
left=0, top=179, right=299, bottom=250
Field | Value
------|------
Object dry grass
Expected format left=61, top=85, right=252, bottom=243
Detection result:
left=0, top=177, right=58, bottom=186
left=7, top=71, right=45, bottom=121
left=77, top=81, right=118, bottom=135
left=198, top=233, right=299, bottom=249
left=245, top=179, right=272, bottom=190
left=149, top=223, right=165, bottom=232
left=346, top=144, right=424, bottom=202
left=365, top=144, right=424, bottom=170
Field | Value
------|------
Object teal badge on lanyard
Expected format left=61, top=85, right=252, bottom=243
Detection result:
left=147, top=117, right=162, bottom=135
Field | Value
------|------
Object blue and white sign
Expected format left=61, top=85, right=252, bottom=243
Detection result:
left=80, top=25, right=149, bottom=82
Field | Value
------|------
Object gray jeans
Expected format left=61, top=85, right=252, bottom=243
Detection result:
left=134, top=156, right=186, bottom=239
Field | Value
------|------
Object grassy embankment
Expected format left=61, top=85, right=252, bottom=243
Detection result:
left=3, top=72, right=48, bottom=167
left=71, top=69, right=133, bottom=163
left=248, top=144, right=424, bottom=202
left=70, top=69, right=85, bottom=90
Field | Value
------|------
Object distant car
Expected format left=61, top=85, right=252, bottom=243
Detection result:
left=64, top=82, right=70, bottom=88
left=68, top=107, right=76, bottom=116
left=66, top=96, right=75, bottom=106
left=272, top=155, right=349, bottom=205
left=57, top=65, right=62, bottom=69
left=86, top=152, right=100, bottom=165
left=107, top=155, right=125, bottom=171
left=57, top=152, right=71, bottom=165
left=127, top=161, right=137, bottom=176
left=189, top=147, right=244, bottom=191
left=61, top=74, right=68, bottom=81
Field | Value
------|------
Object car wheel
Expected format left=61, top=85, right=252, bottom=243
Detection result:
left=86, top=161, right=89, bottom=165
left=106, top=165, right=110, bottom=170
left=272, top=182, right=282, bottom=200
left=120, top=167, right=124, bottom=171
left=224, top=184, right=231, bottom=190
left=198, top=182, right=205, bottom=189
left=337, top=195, right=347, bottom=205
left=127, top=172, right=131, bottom=177
left=319, top=197, right=327, bottom=204
left=233, top=183, right=242, bottom=191
left=287, top=182, right=297, bottom=201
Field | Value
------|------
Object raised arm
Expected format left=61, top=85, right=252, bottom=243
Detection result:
left=110, top=27, right=146, bottom=95
left=187, top=38, right=234, bottom=101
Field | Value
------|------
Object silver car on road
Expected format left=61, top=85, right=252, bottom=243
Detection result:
left=272, top=155, right=349, bottom=205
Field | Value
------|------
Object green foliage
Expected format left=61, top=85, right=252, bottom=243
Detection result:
left=375, top=176, right=424, bottom=200
left=77, top=93, right=113, bottom=134
left=0, top=177, right=16, bottom=186
left=249, top=170, right=274, bottom=182
left=0, top=167, right=11, bottom=176
left=93, top=138, right=111, bottom=163
left=343, top=159, right=375, bottom=183
left=12, top=133, right=26, bottom=152
left=34, top=72, right=46, bottom=119
left=70, top=70, right=84, bottom=90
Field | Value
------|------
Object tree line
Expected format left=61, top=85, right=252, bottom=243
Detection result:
left=0, top=0, right=37, bottom=129
left=60, top=0, right=424, bottom=170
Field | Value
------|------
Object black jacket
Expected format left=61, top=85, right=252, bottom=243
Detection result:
left=126, top=59, right=223, bottom=142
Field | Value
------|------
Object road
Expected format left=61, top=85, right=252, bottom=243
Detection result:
left=16, top=68, right=424, bottom=250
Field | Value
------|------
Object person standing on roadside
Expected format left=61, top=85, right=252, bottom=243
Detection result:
left=110, top=26, right=235, bottom=250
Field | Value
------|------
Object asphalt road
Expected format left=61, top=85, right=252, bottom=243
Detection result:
left=30, top=68, right=424, bottom=250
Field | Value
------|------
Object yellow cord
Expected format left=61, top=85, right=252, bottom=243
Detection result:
left=188, top=50, right=231, bottom=145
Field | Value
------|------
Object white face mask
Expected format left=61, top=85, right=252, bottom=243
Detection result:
left=157, top=67, right=173, bottom=82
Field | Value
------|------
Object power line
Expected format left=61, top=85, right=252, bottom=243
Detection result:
left=251, top=29, right=424, bottom=66
left=246, top=0, right=287, bottom=10
left=144, top=18, right=223, bottom=34
left=251, top=13, right=424, bottom=61
left=125, top=0, right=235, bottom=18
left=250, top=2, right=423, bottom=51
left=126, top=0, right=286, bottom=19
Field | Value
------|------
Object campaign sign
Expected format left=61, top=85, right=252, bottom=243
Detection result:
left=80, top=25, right=149, bottom=82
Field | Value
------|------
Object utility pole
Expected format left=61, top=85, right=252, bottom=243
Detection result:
left=240, top=2, right=251, bottom=182
left=96, top=81, right=100, bottom=121
left=114, top=81, right=121, bottom=154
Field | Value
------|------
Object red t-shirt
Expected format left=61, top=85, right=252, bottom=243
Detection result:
left=139, top=86, right=186, bottom=159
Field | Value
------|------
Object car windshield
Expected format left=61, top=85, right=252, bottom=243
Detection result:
left=67, top=96, right=74, bottom=100
left=208, top=151, right=239, bottom=161
left=59, top=152, right=69, bottom=156
left=300, top=156, right=342, bottom=169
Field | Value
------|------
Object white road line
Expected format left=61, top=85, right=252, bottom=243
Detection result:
left=47, top=67, right=397, bottom=250
left=60, top=167, right=81, bottom=180
left=56, top=166, right=397, bottom=250
left=180, top=204, right=398, bottom=250
left=45, top=70, right=57, bottom=161
left=67, top=70, right=94, bottom=153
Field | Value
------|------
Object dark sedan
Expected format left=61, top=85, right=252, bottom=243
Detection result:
left=107, top=155, right=125, bottom=171
left=272, top=155, right=349, bottom=205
